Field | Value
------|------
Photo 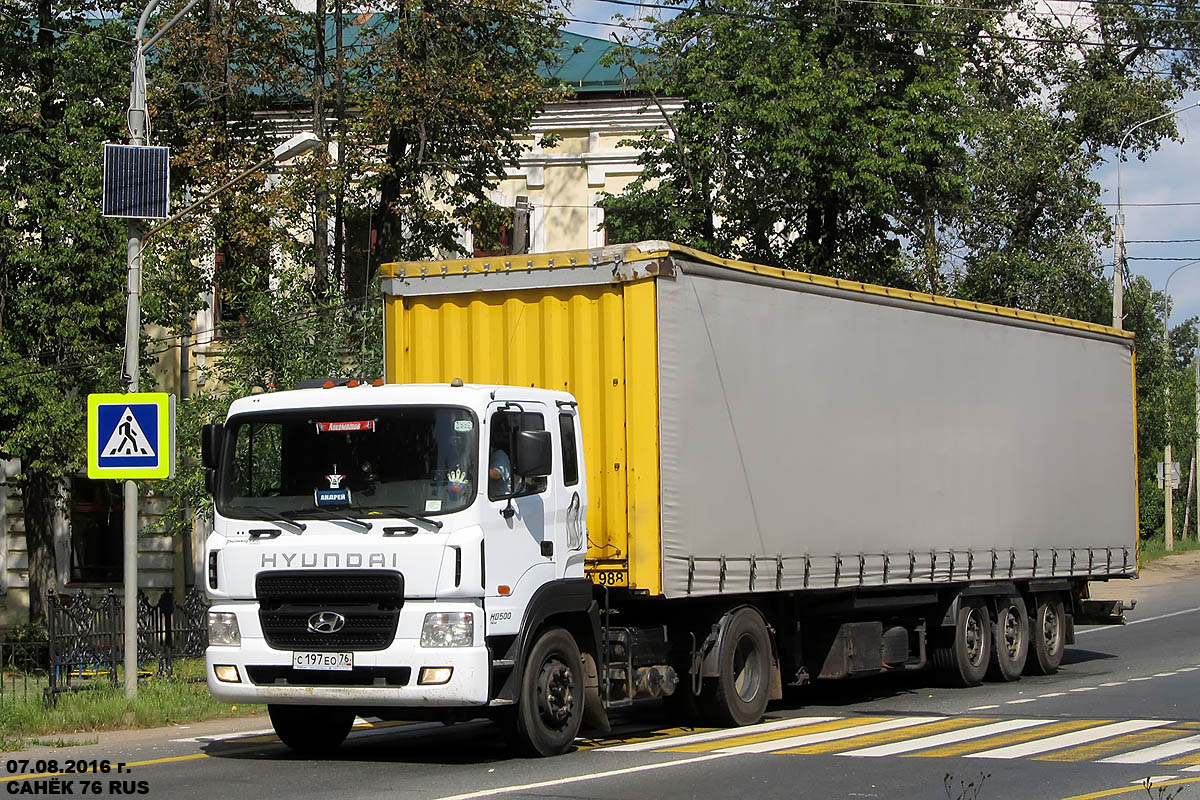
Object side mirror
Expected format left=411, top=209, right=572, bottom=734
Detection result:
left=512, top=430, right=552, bottom=478
left=201, top=423, right=223, bottom=470
left=204, top=469, right=217, bottom=496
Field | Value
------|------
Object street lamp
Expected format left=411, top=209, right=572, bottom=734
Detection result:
left=120, top=0, right=318, bottom=700
left=1161, top=259, right=1200, bottom=553
left=1113, top=101, right=1200, bottom=330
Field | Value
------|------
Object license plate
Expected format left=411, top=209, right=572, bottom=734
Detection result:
left=293, top=651, right=353, bottom=671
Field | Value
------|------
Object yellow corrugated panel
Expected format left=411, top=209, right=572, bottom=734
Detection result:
left=384, top=285, right=661, bottom=587
left=622, top=279, right=662, bottom=594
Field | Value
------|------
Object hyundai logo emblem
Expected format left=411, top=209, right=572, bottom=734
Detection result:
left=307, top=611, right=346, bottom=634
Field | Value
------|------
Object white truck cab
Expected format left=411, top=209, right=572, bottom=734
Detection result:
left=204, top=381, right=595, bottom=754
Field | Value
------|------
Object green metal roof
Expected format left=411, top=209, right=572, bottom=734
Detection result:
left=545, top=31, right=646, bottom=93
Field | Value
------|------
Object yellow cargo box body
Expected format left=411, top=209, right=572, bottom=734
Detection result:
left=381, top=247, right=668, bottom=594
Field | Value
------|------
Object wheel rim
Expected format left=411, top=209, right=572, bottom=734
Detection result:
left=964, top=607, right=986, bottom=667
left=732, top=633, right=763, bottom=702
left=1041, top=605, right=1060, bottom=654
left=535, top=656, right=575, bottom=730
left=1001, top=605, right=1023, bottom=660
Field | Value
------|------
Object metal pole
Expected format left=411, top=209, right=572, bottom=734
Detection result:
left=1195, top=350, right=1199, bottom=540
left=123, top=26, right=148, bottom=701
left=1165, top=319, right=1175, bottom=553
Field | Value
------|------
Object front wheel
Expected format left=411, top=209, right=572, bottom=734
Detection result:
left=701, top=607, right=773, bottom=727
left=512, top=627, right=584, bottom=757
left=268, top=704, right=355, bottom=755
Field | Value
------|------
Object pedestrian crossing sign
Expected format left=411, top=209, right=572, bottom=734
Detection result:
left=87, top=392, right=175, bottom=479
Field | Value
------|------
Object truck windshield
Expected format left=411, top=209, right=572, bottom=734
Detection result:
left=218, top=406, right=478, bottom=519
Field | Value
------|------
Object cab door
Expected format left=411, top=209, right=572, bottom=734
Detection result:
left=483, top=402, right=556, bottom=608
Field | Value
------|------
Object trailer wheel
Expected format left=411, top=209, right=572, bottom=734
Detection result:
left=268, top=704, right=355, bottom=755
left=1026, top=595, right=1066, bottom=675
left=988, top=595, right=1029, bottom=682
left=702, top=608, right=772, bottom=727
left=512, top=626, right=584, bottom=757
left=933, top=600, right=991, bottom=687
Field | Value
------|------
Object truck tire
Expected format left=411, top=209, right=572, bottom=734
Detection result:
left=512, top=626, right=584, bottom=757
left=933, top=600, right=991, bottom=687
left=268, top=704, right=355, bottom=755
left=1026, top=595, right=1066, bottom=675
left=988, top=595, right=1029, bottom=682
left=701, top=608, right=772, bottom=727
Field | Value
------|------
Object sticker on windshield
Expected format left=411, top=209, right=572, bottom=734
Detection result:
left=316, top=488, right=352, bottom=507
left=315, top=420, right=376, bottom=433
left=454, top=420, right=473, bottom=433
left=425, top=499, right=443, bottom=513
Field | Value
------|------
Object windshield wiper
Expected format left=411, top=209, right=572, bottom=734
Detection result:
left=296, top=507, right=373, bottom=532
left=225, top=505, right=307, bottom=534
left=355, top=505, right=444, bottom=531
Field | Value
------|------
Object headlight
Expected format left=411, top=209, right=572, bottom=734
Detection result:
left=208, top=612, right=241, bottom=646
left=420, top=612, right=474, bottom=647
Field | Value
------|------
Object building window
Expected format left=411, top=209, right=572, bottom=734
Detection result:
left=69, top=477, right=123, bottom=584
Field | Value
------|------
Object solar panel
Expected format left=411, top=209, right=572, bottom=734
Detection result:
left=102, top=144, right=170, bottom=219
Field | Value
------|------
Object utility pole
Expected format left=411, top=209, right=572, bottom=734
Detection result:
left=1195, top=351, right=1199, bottom=540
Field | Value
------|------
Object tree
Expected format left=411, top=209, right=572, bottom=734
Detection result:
left=0, top=0, right=130, bottom=622
left=346, top=0, right=565, bottom=274
left=601, top=0, right=1200, bottom=323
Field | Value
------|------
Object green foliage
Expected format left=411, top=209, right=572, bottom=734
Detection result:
left=348, top=0, right=567, bottom=265
left=0, top=1, right=131, bottom=477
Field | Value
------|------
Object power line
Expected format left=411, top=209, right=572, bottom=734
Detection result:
left=1127, top=238, right=1200, bottom=243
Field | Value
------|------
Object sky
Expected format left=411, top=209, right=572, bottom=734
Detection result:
left=1094, top=91, right=1200, bottom=330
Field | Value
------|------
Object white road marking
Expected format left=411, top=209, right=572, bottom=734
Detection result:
left=600, top=716, right=839, bottom=752
left=1154, top=672, right=1179, bottom=677
left=429, top=752, right=735, bottom=800
left=1076, top=606, right=1200, bottom=635
left=1184, top=765, right=1200, bottom=773
left=964, top=720, right=1172, bottom=760
left=1100, top=682, right=1126, bottom=687
left=170, top=727, right=277, bottom=743
left=715, top=717, right=942, bottom=755
left=1039, top=693, right=1066, bottom=698
left=1099, top=733, right=1200, bottom=764
left=1069, top=687, right=1098, bottom=692
left=1130, top=677, right=1154, bottom=682
left=1006, top=698, right=1038, bottom=704
left=1180, top=667, right=1200, bottom=672
left=838, top=719, right=1054, bottom=758
left=968, top=705, right=1000, bottom=711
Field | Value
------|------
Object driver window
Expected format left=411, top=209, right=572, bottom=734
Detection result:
left=489, top=410, right=547, bottom=500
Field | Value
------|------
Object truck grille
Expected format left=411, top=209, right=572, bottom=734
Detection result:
left=256, top=570, right=403, bottom=652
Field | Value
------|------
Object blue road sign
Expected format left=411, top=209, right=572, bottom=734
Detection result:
left=87, top=393, right=174, bottom=479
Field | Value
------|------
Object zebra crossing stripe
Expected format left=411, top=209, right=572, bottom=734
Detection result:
left=1099, top=733, right=1200, bottom=764
left=713, top=717, right=941, bottom=755
left=837, top=719, right=1054, bottom=757
left=601, top=716, right=839, bottom=752
left=964, top=720, right=1173, bottom=760
left=664, top=717, right=892, bottom=754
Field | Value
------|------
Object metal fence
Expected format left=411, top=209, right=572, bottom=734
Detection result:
left=0, top=636, right=50, bottom=705
left=0, top=586, right=209, bottom=705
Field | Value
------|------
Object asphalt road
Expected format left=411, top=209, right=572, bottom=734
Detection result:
left=5, top=567, right=1200, bottom=800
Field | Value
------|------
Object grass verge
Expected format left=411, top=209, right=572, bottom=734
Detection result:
left=1140, top=533, right=1200, bottom=564
left=0, top=659, right=261, bottom=752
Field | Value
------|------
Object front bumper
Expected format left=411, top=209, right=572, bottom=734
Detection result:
left=206, top=600, right=490, bottom=706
